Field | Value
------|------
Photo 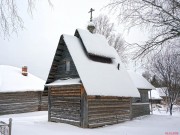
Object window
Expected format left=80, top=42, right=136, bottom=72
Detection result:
left=65, top=60, right=70, bottom=72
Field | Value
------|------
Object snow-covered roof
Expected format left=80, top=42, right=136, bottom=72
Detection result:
left=148, top=90, right=162, bottom=100
left=128, top=71, right=155, bottom=90
left=87, top=21, right=95, bottom=27
left=47, top=29, right=140, bottom=97
left=46, top=78, right=81, bottom=86
left=76, top=29, right=115, bottom=59
left=156, top=87, right=168, bottom=97
left=0, top=65, right=45, bottom=92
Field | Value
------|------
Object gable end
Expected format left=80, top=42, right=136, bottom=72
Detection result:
left=45, top=35, right=80, bottom=91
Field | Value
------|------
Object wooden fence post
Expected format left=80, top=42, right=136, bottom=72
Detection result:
left=80, top=85, right=88, bottom=128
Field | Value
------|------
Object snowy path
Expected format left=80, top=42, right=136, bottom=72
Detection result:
left=0, top=111, right=180, bottom=135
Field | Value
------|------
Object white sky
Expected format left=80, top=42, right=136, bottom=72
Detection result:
left=0, top=0, right=147, bottom=80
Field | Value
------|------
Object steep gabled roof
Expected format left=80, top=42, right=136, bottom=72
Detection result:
left=0, top=65, right=45, bottom=92
left=46, top=29, right=140, bottom=97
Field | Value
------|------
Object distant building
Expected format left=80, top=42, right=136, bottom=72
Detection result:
left=128, top=71, right=155, bottom=117
left=0, top=65, right=47, bottom=115
left=148, top=90, right=162, bottom=104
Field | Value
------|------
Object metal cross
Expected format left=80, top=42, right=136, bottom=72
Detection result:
left=88, top=8, right=95, bottom=22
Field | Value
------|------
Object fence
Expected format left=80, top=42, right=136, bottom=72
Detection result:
left=0, top=118, right=12, bottom=135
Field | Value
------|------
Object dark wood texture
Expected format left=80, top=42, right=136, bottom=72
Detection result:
left=80, top=86, right=88, bottom=128
left=55, top=44, right=79, bottom=80
left=41, top=95, right=48, bottom=111
left=48, top=85, right=81, bottom=127
left=45, top=36, right=79, bottom=93
left=87, top=96, right=131, bottom=128
left=0, top=91, right=48, bottom=115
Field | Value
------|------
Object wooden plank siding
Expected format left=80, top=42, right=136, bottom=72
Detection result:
left=0, top=91, right=48, bottom=115
left=41, top=95, right=48, bottom=111
left=48, top=85, right=132, bottom=128
left=48, top=85, right=82, bottom=127
left=87, top=96, right=131, bottom=128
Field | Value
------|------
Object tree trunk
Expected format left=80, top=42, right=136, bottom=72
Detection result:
left=170, top=103, right=173, bottom=115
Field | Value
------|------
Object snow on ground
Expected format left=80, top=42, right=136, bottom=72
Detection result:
left=0, top=111, right=180, bottom=135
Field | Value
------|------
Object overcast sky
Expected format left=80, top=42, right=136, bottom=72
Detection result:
left=0, top=0, right=147, bottom=80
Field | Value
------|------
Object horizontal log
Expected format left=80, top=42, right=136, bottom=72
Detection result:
left=51, top=100, right=80, bottom=104
left=51, top=105, right=80, bottom=111
left=51, top=102, right=80, bottom=108
left=88, top=106, right=130, bottom=112
left=50, top=85, right=81, bottom=90
left=88, top=98, right=130, bottom=101
left=89, top=116, right=130, bottom=123
left=88, top=104, right=130, bottom=109
left=0, top=106, right=39, bottom=115
left=50, top=90, right=80, bottom=93
left=50, top=117, right=80, bottom=127
left=50, top=108, right=80, bottom=114
left=88, top=118, right=129, bottom=128
left=88, top=113, right=130, bottom=121
left=88, top=110, right=130, bottom=118
left=50, top=93, right=80, bottom=97
left=0, top=102, right=39, bottom=106
left=51, top=114, right=80, bottom=121
left=51, top=111, right=80, bottom=117
left=0, top=91, right=41, bottom=96
left=0, top=105, right=39, bottom=112
left=0, top=99, right=39, bottom=104
left=88, top=96, right=130, bottom=100
left=88, top=101, right=130, bottom=105
left=50, top=96, right=81, bottom=101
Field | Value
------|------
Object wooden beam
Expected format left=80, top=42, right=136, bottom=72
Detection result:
left=48, top=88, right=51, bottom=122
left=80, top=85, right=88, bottom=128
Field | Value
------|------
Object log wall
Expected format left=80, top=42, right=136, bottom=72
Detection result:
left=0, top=91, right=47, bottom=115
left=48, top=85, right=132, bottom=128
left=49, top=85, right=152, bottom=128
left=87, top=96, right=131, bottom=128
left=41, top=95, right=48, bottom=111
left=48, top=85, right=81, bottom=127
left=131, top=103, right=150, bottom=118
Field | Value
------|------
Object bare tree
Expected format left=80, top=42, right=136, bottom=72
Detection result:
left=149, top=47, right=180, bottom=115
left=93, top=14, right=128, bottom=63
left=106, top=0, right=180, bottom=59
left=0, top=0, right=52, bottom=37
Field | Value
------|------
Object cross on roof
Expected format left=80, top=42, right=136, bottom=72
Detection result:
left=88, top=8, right=95, bottom=22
